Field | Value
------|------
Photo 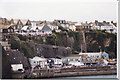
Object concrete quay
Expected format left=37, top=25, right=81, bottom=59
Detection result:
left=12, top=66, right=117, bottom=79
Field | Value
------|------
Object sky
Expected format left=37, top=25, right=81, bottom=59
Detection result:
left=0, top=0, right=118, bottom=22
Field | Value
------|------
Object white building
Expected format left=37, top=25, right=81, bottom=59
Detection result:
left=69, top=61, right=84, bottom=66
left=55, top=20, right=76, bottom=31
left=11, top=64, right=24, bottom=72
left=0, top=41, right=11, bottom=50
left=50, top=58, right=63, bottom=65
left=29, top=56, right=48, bottom=69
left=79, top=52, right=102, bottom=65
left=20, top=24, right=52, bottom=36
left=20, top=25, right=30, bottom=35
left=62, top=56, right=84, bottom=67
left=79, top=52, right=102, bottom=58
left=48, top=24, right=58, bottom=30
left=30, top=26, right=42, bottom=35
left=92, top=21, right=117, bottom=33
left=68, top=21, right=76, bottom=31
left=110, top=23, right=117, bottom=33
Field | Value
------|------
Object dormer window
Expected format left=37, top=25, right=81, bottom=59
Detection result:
left=27, top=27, right=29, bottom=30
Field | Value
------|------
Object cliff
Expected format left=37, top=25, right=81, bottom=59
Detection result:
left=9, top=30, right=117, bottom=58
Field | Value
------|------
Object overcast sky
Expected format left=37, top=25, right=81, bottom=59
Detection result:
left=0, top=0, right=118, bottom=22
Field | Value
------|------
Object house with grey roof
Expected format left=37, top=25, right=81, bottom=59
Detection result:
left=91, top=20, right=117, bottom=33
left=40, top=24, right=52, bottom=35
left=47, top=22, right=59, bottom=30
left=81, top=22, right=92, bottom=30
left=21, top=24, right=52, bottom=36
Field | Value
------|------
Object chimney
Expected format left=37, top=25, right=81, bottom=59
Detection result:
left=95, top=20, right=98, bottom=23
left=103, top=21, right=106, bottom=23
left=44, top=20, right=47, bottom=24
left=107, top=22, right=109, bottom=24
left=111, top=21, right=113, bottom=23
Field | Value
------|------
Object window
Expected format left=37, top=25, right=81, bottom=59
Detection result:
left=15, top=26, right=16, bottom=29
left=68, top=59, right=70, bottom=61
left=73, top=59, right=75, bottom=61
left=75, top=59, right=78, bottom=61
left=11, top=29, right=13, bottom=32
left=0, top=29, right=2, bottom=32
left=42, top=31, right=44, bottom=33
left=8, top=29, right=10, bottom=32
left=18, top=26, right=19, bottom=29
left=6, top=47, right=8, bottom=50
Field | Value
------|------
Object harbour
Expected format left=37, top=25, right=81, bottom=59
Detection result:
left=1, top=3, right=117, bottom=78
left=11, top=65, right=117, bottom=79
left=55, top=75, right=117, bottom=79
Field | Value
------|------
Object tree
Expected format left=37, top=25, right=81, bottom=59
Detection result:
left=58, top=26, right=68, bottom=32
left=18, top=34, right=27, bottom=41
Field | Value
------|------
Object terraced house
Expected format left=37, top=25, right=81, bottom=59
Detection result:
left=91, top=20, right=117, bottom=33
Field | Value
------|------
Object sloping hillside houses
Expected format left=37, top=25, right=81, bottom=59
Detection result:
left=54, top=20, right=76, bottom=31
left=0, top=17, right=117, bottom=36
left=0, top=18, right=53, bottom=35
left=75, top=22, right=92, bottom=31
left=12, top=19, right=31, bottom=33
left=90, top=20, right=117, bottom=33
left=75, top=20, right=117, bottom=33
left=26, top=24, right=52, bottom=36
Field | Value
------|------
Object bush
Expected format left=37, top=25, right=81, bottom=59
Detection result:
left=73, top=32, right=81, bottom=51
left=68, top=30, right=74, bottom=37
left=32, top=36, right=43, bottom=44
left=20, top=42, right=35, bottom=58
left=45, top=36, right=56, bottom=45
left=86, top=31, right=117, bottom=58
left=55, top=33, right=64, bottom=46
left=9, top=39, right=20, bottom=50
left=58, top=26, right=68, bottom=32
left=9, top=40, right=35, bottom=58
left=18, top=35, right=27, bottom=41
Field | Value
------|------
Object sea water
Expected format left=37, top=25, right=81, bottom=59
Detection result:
left=57, top=75, right=117, bottom=79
